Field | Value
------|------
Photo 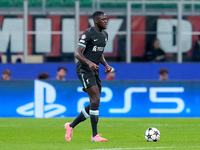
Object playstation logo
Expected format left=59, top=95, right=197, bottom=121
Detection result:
left=16, top=80, right=66, bottom=118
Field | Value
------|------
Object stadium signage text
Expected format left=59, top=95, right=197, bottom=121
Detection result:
left=14, top=81, right=186, bottom=118
left=0, top=15, right=198, bottom=58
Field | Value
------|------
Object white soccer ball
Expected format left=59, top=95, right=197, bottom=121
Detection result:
left=145, top=127, right=160, bottom=142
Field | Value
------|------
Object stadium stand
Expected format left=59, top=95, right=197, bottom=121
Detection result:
left=46, top=0, right=64, bottom=7
left=13, top=0, right=26, bottom=7
left=97, top=0, right=200, bottom=9
left=0, top=0, right=199, bottom=9
left=0, top=0, right=42, bottom=7
left=29, top=0, right=43, bottom=7
left=0, top=0, right=91, bottom=7
left=0, top=0, right=12, bottom=7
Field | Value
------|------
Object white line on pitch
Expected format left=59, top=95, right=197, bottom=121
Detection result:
left=84, top=146, right=200, bottom=150
left=84, top=146, right=176, bottom=150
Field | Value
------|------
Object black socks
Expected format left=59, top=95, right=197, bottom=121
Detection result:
left=69, top=103, right=99, bottom=137
left=70, top=104, right=90, bottom=128
left=90, top=103, right=99, bottom=137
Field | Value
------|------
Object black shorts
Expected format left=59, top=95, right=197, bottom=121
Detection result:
left=76, top=66, right=101, bottom=93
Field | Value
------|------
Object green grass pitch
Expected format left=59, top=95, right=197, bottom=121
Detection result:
left=0, top=118, right=199, bottom=150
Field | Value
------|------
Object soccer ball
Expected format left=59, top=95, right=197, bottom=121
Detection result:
left=145, top=127, right=160, bottom=142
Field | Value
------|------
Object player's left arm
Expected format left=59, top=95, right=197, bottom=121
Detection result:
left=100, top=54, right=112, bottom=73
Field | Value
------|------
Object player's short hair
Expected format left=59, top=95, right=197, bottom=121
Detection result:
left=57, top=66, right=67, bottom=72
left=92, top=11, right=105, bottom=20
left=159, top=68, right=168, bottom=75
left=2, top=69, right=11, bottom=76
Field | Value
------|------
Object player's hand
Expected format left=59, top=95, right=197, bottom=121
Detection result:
left=105, top=65, right=112, bottom=73
left=88, top=62, right=99, bottom=70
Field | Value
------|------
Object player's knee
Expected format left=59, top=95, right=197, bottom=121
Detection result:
left=88, top=89, right=100, bottom=104
left=91, top=97, right=100, bottom=104
left=90, top=93, right=100, bottom=103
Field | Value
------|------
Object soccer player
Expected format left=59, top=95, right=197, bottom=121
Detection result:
left=64, top=11, right=112, bottom=142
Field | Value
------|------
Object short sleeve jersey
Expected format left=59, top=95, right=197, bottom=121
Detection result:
left=77, top=27, right=108, bottom=67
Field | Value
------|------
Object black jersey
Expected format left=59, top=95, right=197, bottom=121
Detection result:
left=77, top=27, right=108, bottom=67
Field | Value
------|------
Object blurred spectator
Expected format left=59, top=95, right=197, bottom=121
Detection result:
left=192, top=34, right=200, bottom=62
left=56, top=66, right=67, bottom=81
left=2, top=69, right=11, bottom=80
left=38, top=72, right=49, bottom=80
left=0, top=56, right=2, bottom=63
left=106, top=67, right=116, bottom=81
left=16, top=58, right=22, bottom=63
left=146, top=38, right=166, bottom=62
left=159, top=68, right=169, bottom=81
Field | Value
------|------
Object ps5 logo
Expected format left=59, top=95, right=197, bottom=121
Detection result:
left=16, top=80, right=66, bottom=118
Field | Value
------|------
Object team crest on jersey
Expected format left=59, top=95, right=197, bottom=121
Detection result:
left=81, top=34, right=86, bottom=39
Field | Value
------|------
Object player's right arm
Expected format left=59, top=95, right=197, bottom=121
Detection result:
left=74, top=30, right=99, bottom=70
left=74, top=46, right=99, bottom=70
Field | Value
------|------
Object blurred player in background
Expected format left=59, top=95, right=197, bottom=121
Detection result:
left=64, top=11, right=111, bottom=142
left=2, top=69, right=11, bottom=80
left=56, top=66, right=67, bottom=81
left=159, top=68, right=169, bottom=81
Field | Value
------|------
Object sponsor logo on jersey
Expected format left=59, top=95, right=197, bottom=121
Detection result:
left=92, top=45, right=104, bottom=52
